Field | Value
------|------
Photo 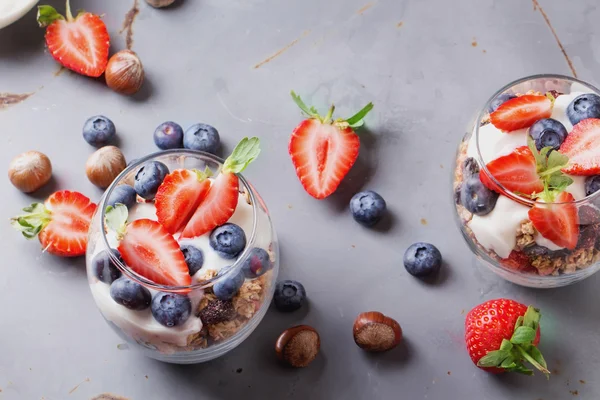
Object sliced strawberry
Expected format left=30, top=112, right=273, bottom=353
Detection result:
left=180, top=172, right=239, bottom=239
left=37, top=2, right=110, bottom=77
left=490, top=95, right=552, bottom=132
left=501, top=250, right=532, bottom=271
left=528, top=191, right=579, bottom=250
left=288, top=91, right=373, bottom=199
left=559, top=118, right=600, bottom=175
left=155, top=169, right=211, bottom=234
left=480, top=146, right=544, bottom=195
left=12, top=190, right=97, bottom=257
left=118, top=219, right=191, bottom=287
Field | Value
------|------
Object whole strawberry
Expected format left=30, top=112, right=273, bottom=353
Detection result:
left=465, top=298, right=549, bottom=377
left=37, top=0, right=110, bottom=77
left=288, top=91, right=373, bottom=199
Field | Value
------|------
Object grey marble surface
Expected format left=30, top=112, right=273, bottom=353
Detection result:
left=1, top=0, right=599, bottom=399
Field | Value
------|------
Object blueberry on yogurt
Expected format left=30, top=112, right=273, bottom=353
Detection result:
left=529, top=118, right=567, bottom=151
left=107, top=184, right=137, bottom=208
left=151, top=292, right=192, bottom=327
left=567, top=93, right=600, bottom=125
left=241, top=247, right=272, bottom=278
left=209, top=223, right=246, bottom=259
left=213, top=270, right=245, bottom=301
left=93, top=249, right=123, bottom=284
left=460, top=175, right=498, bottom=216
left=134, top=161, right=169, bottom=200
left=180, top=244, right=204, bottom=276
left=110, top=277, right=152, bottom=310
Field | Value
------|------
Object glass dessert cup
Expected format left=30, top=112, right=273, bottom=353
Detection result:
left=86, top=150, right=279, bottom=363
left=453, top=74, right=600, bottom=288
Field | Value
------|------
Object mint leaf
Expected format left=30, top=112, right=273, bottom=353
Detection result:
left=290, top=91, right=319, bottom=118
left=11, top=203, right=51, bottom=239
left=511, top=326, right=537, bottom=344
left=105, top=204, right=128, bottom=237
left=37, top=5, right=64, bottom=27
left=223, top=137, right=261, bottom=174
left=477, top=350, right=511, bottom=367
left=345, top=102, right=374, bottom=128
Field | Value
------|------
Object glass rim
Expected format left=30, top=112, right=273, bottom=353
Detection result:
left=475, top=73, right=600, bottom=206
left=99, top=149, right=259, bottom=292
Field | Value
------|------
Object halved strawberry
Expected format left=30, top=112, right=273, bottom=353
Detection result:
left=528, top=191, right=579, bottom=250
left=37, top=1, right=110, bottom=77
left=490, top=95, right=552, bottom=132
left=155, top=169, right=211, bottom=234
left=289, top=91, right=373, bottom=199
left=480, top=146, right=544, bottom=195
left=559, top=118, right=600, bottom=175
left=11, top=190, right=97, bottom=257
left=180, top=137, right=261, bottom=239
left=106, top=206, right=191, bottom=287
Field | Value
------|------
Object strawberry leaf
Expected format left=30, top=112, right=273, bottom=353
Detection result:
left=223, top=137, right=261, bottom=174
left=499, top=339, right=513, bottom=351
left=193, top=166, right=213, bottom=181
left=11, top=203, right=52, bottom=239
left=477, top=349, right=511, bottom=368
left=37, top=5, right=64, bottom=27
left=529, top=346, right=548, bottom=370
left=523, top=306, right=541, bottom=330
left=290, top=91, right=320, bottom=118
left=105, top=204, right=128, bottom=238
left=345, top=102, right=374, bottom=128
left=511, top=326, right=537, bottom=344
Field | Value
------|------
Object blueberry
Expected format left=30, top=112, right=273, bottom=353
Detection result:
left=134, top=161, right=169, bottom=200
left=110, top=277, right=151, bottom=310
left=153, top=121, right=184, bottom=150
left=349, top=190, right=387, bottom=227
left=403, top=242, right=442, bottom=277
left=241, top=248, right=272, bottom=278
left=488, top=93, right=517, bottom=113
left=460, top=176, right=498, bottom=216
left=529, top=118, right=568, bottom=151
left=209, top=223, right=246, bottom=259
left=107, top=184, right=137, bottom=208
left=82, top=115, right=116, bottom=147
left=585, top=176, right=600, bottom=196
left=180, top=244, right=204, bottom=276
left=93, top=249, right=123, bottom=284
left=183, top=123, right=220, bottom=154
left=151, top=292, right=192, bottom=327
left=567, top=93, right=600, bottom=125
left=273, top=280, right=306, bottom=312
left=462, top=157, right=480, bottom=178
left=213, top=270, right=245, bottom=301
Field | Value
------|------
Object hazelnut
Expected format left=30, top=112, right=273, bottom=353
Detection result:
left=353, top=311, right=402, bottom=352
left=105, top=50, right=144, bottom=95
left=8, top=151, right=52, bottom=193
left=86, top=146, right=127, bottom=188
left=145, top=0, right=176, bottom=8
left=275, top=325, right=320, bottom=368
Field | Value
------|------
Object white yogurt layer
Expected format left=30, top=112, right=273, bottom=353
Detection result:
left=465, top=92, right=591, bottom=256
left=90, top=181, right=272, bottom=350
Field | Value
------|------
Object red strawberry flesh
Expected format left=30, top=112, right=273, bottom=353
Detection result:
left=528, top=191, right=579, bottom=250
left=490, top=95, right=552, bottom=132
left=118, top=219, right=192, bottom=287
left=480, top=146, right=544, bottom=195
left=559, top=118, right=600, bottom=175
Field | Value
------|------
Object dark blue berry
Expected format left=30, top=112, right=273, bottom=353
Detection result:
left=107, top=184, right=137, bottom=208
left=529, top=118, right=568, bottom=151
left=273, top=280, right=306, bottom=312
left=403, top=242, right=442, bottom=277
left=488, top=93, right=517, bottom=113
left=151, top=292, right=192, bottom=327
left=180, top=244, right=204, bottom=276
left=110, top=277, right=151, bottom=310
left=209, top=223, right=246, bottom=259
left=82, top=115, right=116, bottom=147
left=213, top=270, right=245, bottom=301
left=134, top=161, right=169, bottom=200
left=460, top=176, right=498, bottom=216
left=349, top=190, right=387, bottom=227
left=183, top=123, right=220, bottom=154
left=567, top=93, right=600, bottom=125
left=462, top=157, right=480, bottom=178
left=241, top=248, right=272, bottom=279
left=93, top=249, right=123, bottom=284
left=153, top=121, right=184, bottom=150
left=585, top=175, right=600, bottom=196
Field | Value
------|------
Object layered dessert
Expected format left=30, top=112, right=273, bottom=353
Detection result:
left=86, top=138, right=277, bottom=355
left=454, top=81, right=600, bottom=277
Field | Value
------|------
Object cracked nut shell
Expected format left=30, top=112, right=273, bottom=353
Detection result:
left=85, top=146, right=127, bottom=188
left=275, top=325, right=320, bottom=367
left=353, top=311, right=402, bottom=352
left=8, top=151, right=52, bottom=193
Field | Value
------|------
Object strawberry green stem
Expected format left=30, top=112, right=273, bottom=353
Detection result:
left=538, top=164, right=566, bottom=177
left=65, top=0, right=73, bottom=21
left=515, top=345, right=550, bottom=378
left=323, top=105, right=335, bottom=124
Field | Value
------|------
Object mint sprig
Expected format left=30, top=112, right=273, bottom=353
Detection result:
left=223, top=137, right=261, bottom=174
left=477, top=306, right=550, bottom=378
left=290, top=90, right=373, bottom=129
left=527, top=136, right=573, bottom=202
left=105, top=204, right=128, bottom=239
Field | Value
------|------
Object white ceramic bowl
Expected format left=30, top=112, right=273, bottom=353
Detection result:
left=0, top=0, right=39, bottom=30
